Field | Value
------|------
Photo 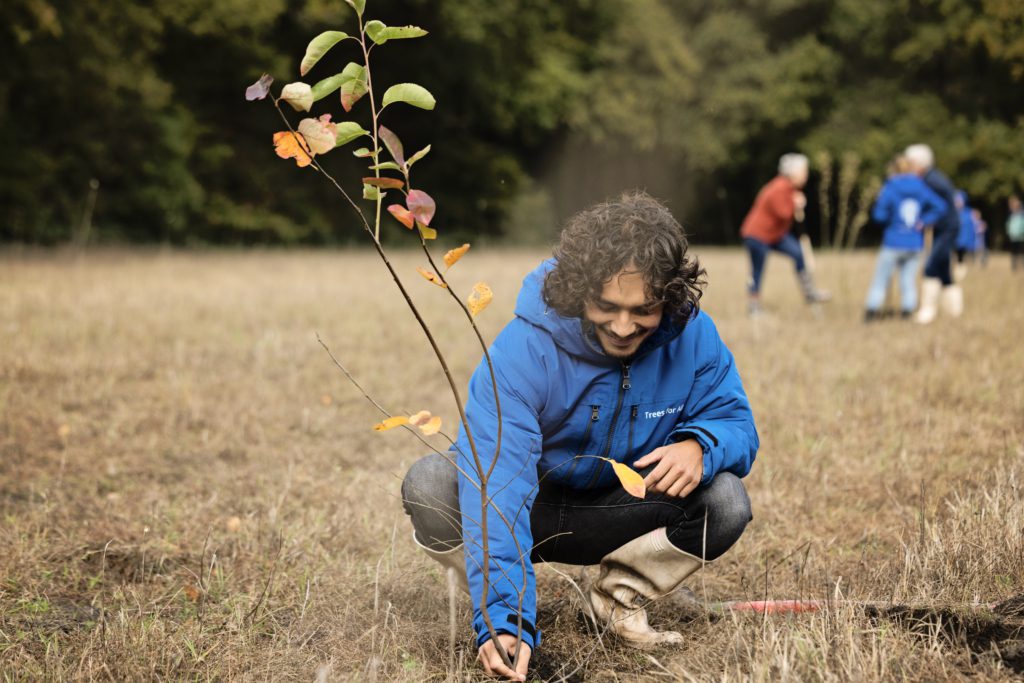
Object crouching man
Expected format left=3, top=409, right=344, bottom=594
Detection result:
left=402, top=192, right=758, bottom=681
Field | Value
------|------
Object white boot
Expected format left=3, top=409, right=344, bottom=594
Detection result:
left=953, top=263, right=968, bottom=282
left=589, top=527, right=703, bottom=649
left=915, top=278, right=942, bottom=325
left=941, top=284, right=964, bottom=317
left=413, top=532, right=469, bottom=595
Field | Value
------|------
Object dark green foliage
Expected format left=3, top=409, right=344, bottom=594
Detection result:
left=1, top=0, right=1022, bottom=244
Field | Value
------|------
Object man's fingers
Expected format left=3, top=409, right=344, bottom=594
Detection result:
left=634, top=447, right=664, bottom=469
left=643, top=458, right=672, bottom=488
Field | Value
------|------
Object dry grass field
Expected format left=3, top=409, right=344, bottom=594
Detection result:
left=2, top=246, right=1023, bottom=681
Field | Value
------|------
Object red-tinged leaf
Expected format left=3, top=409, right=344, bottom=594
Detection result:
left=245, top=73, right=273, bottom=101
left=388, top=204, right=415, bottom=229
left=362, top=176, right=405, bottom=189
left=417, top=267, right=447, bottom=288
left=340, top=77, right=368, bottom=112
left=416, top=221, right=437, bottom=240
left=353, top=147, right=375, bottom=158
left=378, top=125, right=405, bottom=167
left=407, top=189, right=436, bottom=226
left=373, top=416, right=409, bottom=431
left=273, top=131, right=312, bottom=167
left=467, top=281, right=493, bottom=316
left=443, top=243, right=470, bottom=270
left=607, top=460, right=645, bottom=499
left=298, top=114, right=337, bottom=155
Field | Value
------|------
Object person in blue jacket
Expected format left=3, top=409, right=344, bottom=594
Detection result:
left=953, top=190, right=977, bottom=281
left=904, top=144, right=963, bottom=323
left=864, top=155, right=949, bottom=321
left=401, top=192, right=758, bottom=680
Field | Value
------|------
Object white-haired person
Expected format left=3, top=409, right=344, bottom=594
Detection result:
left=904, top=144, right=962, bottom=323
left=740, top=153, right=830, bottom=316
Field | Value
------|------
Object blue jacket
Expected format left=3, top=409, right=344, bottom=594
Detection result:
left=924, top=167, right=960, bottom=238
left=452, top=259, right=758, bottom=650
left=956, top=191, right=977, bottom=251
left=871, top=174, right=949, bottom=251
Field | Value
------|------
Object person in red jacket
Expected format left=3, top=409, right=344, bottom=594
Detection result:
left=740, top=153, right=830, bottom=315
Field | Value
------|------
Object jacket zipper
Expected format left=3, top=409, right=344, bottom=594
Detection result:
left=566, top=405, right=599, bottom=481
left=586, top=362, right=631, bottom=487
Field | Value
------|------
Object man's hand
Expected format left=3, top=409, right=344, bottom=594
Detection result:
left=635, top=439, right=704, bottom=498
left=793, top=191, right=807, bottom=222
left=478, top=633, right=531, bottom=681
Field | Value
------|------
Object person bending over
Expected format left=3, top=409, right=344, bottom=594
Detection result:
left=402, top=192, right=758, bottom=680
left=740, top=153, right=830, bottom=316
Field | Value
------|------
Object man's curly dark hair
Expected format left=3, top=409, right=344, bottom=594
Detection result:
left=543, top=191, right=706, bottom=326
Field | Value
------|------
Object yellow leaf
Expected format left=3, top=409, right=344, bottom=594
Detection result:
left=467, top=281, right=493, bottom=316
left=416, top=266, right=447, bottom=288
left=443, top=243, right=470, bottom=270
left=373, top=416, right=409, bottom=431
left=417, top=222, right=437, bottom=240
left=608, top=460, right=646, bottom=499
left=409, top=410, right=443, bottom=435
left=225, top=516, right=242, bottom=533
left=273, top=131, right=312, bottom=167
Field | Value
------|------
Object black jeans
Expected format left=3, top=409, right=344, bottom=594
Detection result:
left=401, top=452, right=752, bottom=564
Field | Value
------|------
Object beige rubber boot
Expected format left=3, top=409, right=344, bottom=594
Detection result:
left=413, top=532, right=469, bottom=595
left=915, top=277, right=942, bottom=325
left=941, top=284, right=964, bottom=317
left=589, top=527, right=703, bottom=649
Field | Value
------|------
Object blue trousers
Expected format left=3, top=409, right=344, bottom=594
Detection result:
left=744, top=234, right=805, bottom=294
left=923, top=225, right=957, bottom=285
left=865, top=247, right=921, bottom=313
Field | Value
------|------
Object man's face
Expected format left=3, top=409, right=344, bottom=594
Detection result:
left=582, top=268, right=664, bottom=360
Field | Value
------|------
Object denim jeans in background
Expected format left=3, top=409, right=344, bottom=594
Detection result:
left=923, top=224, right=958, bottom=285
left=744, top=234, right=805, bottom=294
left=865, top=247, right=921, bottom=313
left=401, top=452, right=752, bottom=565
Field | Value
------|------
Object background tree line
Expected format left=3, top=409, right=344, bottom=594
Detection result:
left=2, top=0, right=1022, bottom=246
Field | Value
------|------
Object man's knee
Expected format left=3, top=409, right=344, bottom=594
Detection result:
left=701, top=472, right=752, bottom=559
left=402, top=453, right=462, bottom=549
left=402, top=452, right=458, bottom=511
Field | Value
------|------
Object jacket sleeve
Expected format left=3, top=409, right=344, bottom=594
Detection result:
left=919, top=185, right=949, bottom=227
left=764, top=180, right=796, bottom=223
left=667, top=314, right=759, bottom=483
left=871, top=184, right=893, bottom=225
left=452, top=321, right=546, bottom=650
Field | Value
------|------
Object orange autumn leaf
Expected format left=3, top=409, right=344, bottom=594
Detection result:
left=467, top=281, right=493, bottom=316
left=388, top=204, right=415, bottom=229
left=362, top=176, right=405, bottom=190
left=443, top=243, right=470, bottom=270
left=273, top=131, right=312, bottom=167
left=417, top=266, right=447, bottom=288
left=605, top=459, right=646, bottom=498
left=373, top=416, right=409, bottom=431
left=409, top=410, right=442, bottom=435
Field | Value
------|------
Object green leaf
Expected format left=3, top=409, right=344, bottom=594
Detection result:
left=365, top=21, right=428, bottom=45
left=311, top=73, right=347, bottom=101
left=353, top=147, right=376, bottom=158
left=345, top=0, right=365, bottom=17
left=363, top=183, right=384, bottom=201
left=280, top=82, right=313, bottom=112
left=334, top=121, right=370, bottom=147
left=340, top=76, right=368, bottom=112
left=381, top=83, right=436, bottom=110
left=368, top=161, right=402, bottom=171
left=300, top=31, right=349, bottom=77
left=406, top=145, right=431, bottom=167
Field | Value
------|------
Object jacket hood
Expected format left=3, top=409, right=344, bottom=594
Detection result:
left=513, top=259, right=689, bottom=365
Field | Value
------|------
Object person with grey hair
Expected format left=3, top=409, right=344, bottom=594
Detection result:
left=904, top=143, right=962, bottom=323
left=740, top=153, right=830, bottom=315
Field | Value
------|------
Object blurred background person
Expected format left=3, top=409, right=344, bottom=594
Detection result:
left=1008, top=195, right=1024, bottom=272
left=905, top=144, right=962, bottom=323
left=740, top=153, right=830, bottom=316
left=972, top=208, right=988, bottom=267
left=864, top=155, right=948, bottom=322
left=953, top=190, right=977, bottom=281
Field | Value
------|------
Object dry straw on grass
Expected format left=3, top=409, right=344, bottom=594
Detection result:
left=1, top=247, right=1022, bottom=680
